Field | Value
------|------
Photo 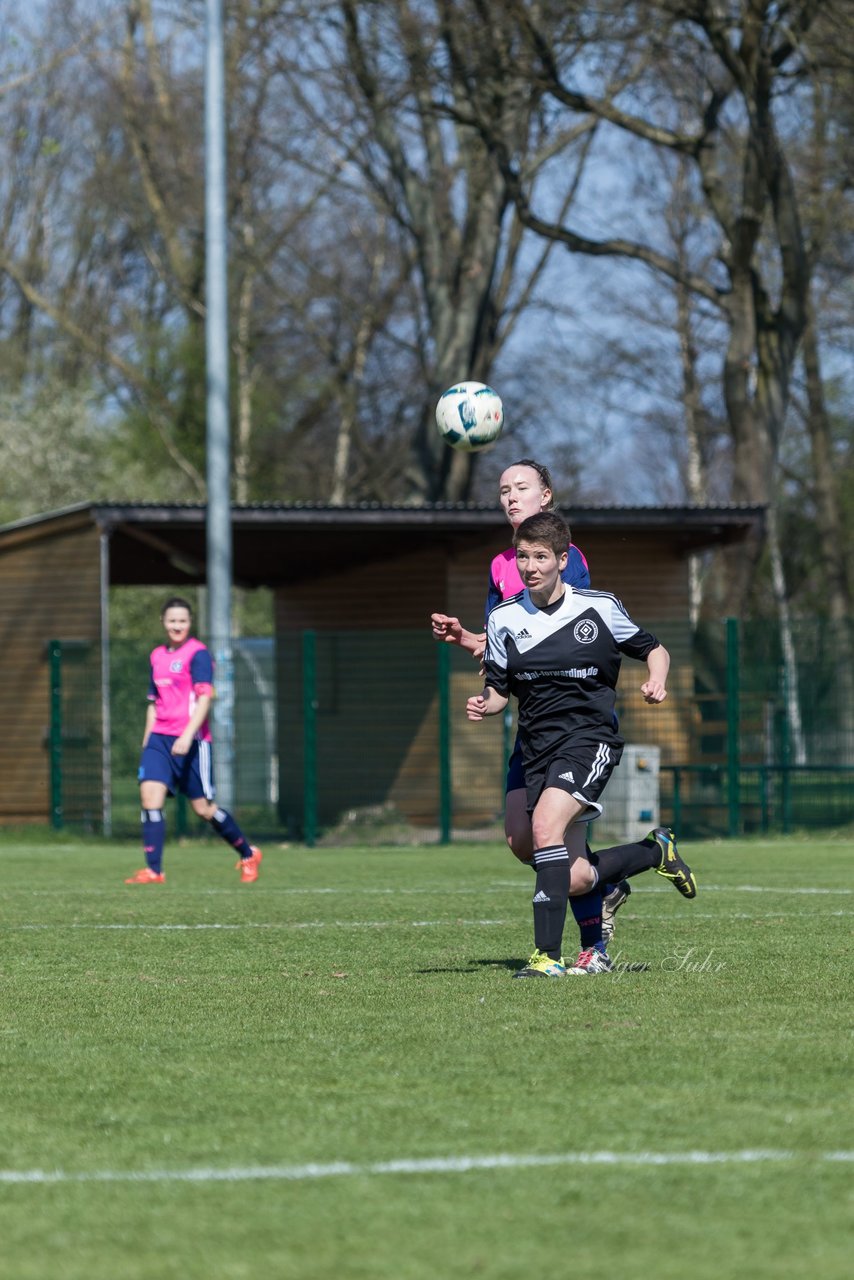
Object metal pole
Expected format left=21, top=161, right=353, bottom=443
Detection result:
left=205, top=0, right=234, bottom=807
left=99, top=533, right=112, bottom=837
left=726, top=617, right=740, bottom=838
left=303, top=631, right=317, bottom=847
left=438, top=642, right=451, bottom=844
left=49, top=641, right=63, bottom=830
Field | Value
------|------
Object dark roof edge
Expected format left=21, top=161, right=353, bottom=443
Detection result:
left=0, top=498, right=767, bottom=536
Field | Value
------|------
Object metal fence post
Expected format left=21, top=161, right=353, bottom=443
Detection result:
left=437, top=642, right=452, bottom=844
left=48, top=640, right=63, bottom=830
left=672, top=766, right=682, bottom=833
left=780, top=660, right=793, bottom=834
left=302, top=630, right=317, bottom=847
left=726, top=617, right=741, bottom=838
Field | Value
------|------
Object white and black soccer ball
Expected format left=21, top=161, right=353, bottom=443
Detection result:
left=435, top=381, right=504, bottom=452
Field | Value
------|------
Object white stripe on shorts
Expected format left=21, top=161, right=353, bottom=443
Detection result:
left=584, top=742, right=611, bottom=790
left=198, top=739, right=215, bottom=800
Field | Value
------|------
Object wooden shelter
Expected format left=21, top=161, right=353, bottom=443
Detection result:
left=0, top=500, right=763, bottom=828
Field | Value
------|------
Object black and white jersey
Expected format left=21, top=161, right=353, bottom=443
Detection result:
left=483, top=586, right=659, bottom=767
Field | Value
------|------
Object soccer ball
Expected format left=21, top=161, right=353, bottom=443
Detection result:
left=435, top=381, right=504, bottom=452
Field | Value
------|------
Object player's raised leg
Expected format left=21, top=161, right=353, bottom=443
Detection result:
left=585, top=828, right=696, bottom=899
left=185, top=740, right=263, bottom=882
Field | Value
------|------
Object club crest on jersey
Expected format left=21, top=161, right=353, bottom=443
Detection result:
left=170, top=660, right=184, bottom=673
left=574, top=619, right=598, bottom=644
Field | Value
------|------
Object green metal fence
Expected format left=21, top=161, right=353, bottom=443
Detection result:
left=47, top=618, right=854, bottom=841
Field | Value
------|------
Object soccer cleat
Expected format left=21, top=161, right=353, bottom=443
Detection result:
left=124, top=867, right=165, bottom=884
left=511, top=949, right=566, bottom=978
left=601, top=879, right=631, bottom=945
left=568, top=947, right=614, bottom=975
left=649, top=827, right=697, bottom=899
left=237, top=846, right=263, bottom=883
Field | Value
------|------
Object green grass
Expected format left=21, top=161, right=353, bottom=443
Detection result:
left=1, top=833, right=852, bottom=1279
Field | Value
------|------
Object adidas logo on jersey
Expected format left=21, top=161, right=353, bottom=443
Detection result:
left=515, top=628, right=532, bottom=640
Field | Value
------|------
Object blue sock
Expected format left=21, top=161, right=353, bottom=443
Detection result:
left=210, top=807, right=251, bottom=858
left=141, top=809, right=165, bottom=873
left=569, top=888, right=605, bottom=949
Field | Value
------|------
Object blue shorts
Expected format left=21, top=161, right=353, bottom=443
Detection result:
left=505, top=738, right=526, bottom=794
left=138, top=734, right=215, bottom=800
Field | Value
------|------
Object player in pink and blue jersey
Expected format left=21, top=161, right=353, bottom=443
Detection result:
left=125, top=597, right=263, bottom=885
left=431, top=459, right=631, bottom=968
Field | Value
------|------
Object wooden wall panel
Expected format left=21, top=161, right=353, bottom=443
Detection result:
left=0, top=527, right=102, bottom=823
left=274, top=546, right=451, bottom=632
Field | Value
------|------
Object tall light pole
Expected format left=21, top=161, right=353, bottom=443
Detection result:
left=205, top=0, right=234, bottom=807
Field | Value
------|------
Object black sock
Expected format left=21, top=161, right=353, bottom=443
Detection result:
left=593, top=834, right=659, bottom=884
left=531, top=845, right=570, bottom=959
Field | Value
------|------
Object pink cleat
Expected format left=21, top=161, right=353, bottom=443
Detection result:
left=237, top=846, right=263, bottom=884
left=124, top=868, right=165, bottom=884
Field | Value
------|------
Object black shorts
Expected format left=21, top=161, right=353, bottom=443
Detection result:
left=507, top=712, right=622, bottom=797
left=524, top=739, right=623, bottom=820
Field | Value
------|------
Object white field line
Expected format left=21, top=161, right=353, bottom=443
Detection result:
left=4, top=909, right=854, bottom=932
left=489, top=883, right=854, bottom=895
left=12, top=882, right=853, bottom=898
left=0, top=1148, right=851, bottom=1186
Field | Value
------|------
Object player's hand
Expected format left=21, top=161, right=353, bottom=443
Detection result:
left=171, top=733, right=192, bottom=756
left=466, top=693, right=490, bottom=721
left=431, top=612, right=463, bottom=644
left=640, top=681, right=667, bottom=704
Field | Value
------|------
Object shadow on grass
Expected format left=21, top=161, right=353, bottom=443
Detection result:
left=416, top=957, right=527, bottom=974
left=416, top=957, right=652, bottom=974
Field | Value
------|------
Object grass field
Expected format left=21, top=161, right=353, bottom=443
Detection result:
left=1, top=831, right=852, bottom=1279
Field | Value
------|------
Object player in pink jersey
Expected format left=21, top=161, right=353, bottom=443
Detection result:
left=124, top=597, right=263, bottom=885
left=431, top=459, right=631, bottom=966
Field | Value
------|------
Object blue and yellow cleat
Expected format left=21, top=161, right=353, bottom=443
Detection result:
left=512, top=949, right=566, bottom=978
left=649, top=827, right=697, bottom=899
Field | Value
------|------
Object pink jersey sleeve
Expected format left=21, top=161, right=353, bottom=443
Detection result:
left=490, top=547, right=524, bottom=600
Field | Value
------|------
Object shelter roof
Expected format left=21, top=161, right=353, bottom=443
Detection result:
left=0, top=500, right=765, bottom=588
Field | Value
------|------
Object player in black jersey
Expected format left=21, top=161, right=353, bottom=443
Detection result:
left=466, top=511, right=696, bottom=977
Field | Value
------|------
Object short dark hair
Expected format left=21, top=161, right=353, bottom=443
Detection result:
left=161, top=596, right=193, bottom=618
left=513, top=511, right=570, bottom=556
left=509, top=459, right=555, bottom=509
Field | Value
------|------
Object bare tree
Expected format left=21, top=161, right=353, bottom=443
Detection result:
left=272, top=0, right=597, bottom=499
left=457, top=0, right=852, bottom=610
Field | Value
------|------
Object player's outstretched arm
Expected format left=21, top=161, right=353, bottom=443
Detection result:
left=431, top=613, right=487, bottom=659
left=466, top=688, right=509, bottom=721
left=640, top=644, right=670, bottom=704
